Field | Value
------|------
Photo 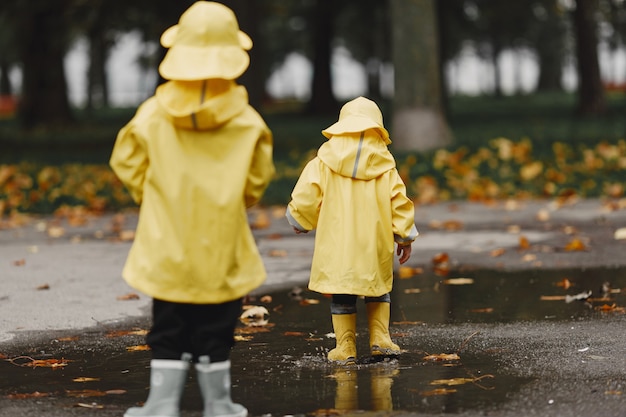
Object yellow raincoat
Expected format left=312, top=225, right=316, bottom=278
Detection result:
left=287, top=131, right=418, bottom=297
left=110, top=80, right=274, bottom=304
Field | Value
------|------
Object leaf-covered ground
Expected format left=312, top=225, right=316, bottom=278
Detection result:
left=1, top=137, right=625, bottom=215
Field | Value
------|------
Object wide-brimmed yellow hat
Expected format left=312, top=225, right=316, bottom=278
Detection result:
left=158, top=1, right=252, bottom=81
left=322, top=96, right=391, bottom=144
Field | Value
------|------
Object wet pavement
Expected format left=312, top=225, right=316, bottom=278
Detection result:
left=1, top=198, right=626, bottom=416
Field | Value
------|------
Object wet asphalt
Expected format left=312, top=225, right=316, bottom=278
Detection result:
left=1, top=198, right=626, bottom=416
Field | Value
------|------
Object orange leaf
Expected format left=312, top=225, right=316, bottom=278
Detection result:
left=420, top=388, right=457, bottom=396
left=518, top=236, right=530, bottom=250
left=423, top=353, right=461, bottom=362
left=555, top=278, right=573, bottom=290
left=490, top=248, right=505, bottom=257
left=398, top=266, right=424, bottom=278
left=432, top=252, right=449, bottom=264
left=117, top=293, right=140, bottom=301
left=126, top=345, right=150, bottom=352
left=564, top=238, right=586, bottom=251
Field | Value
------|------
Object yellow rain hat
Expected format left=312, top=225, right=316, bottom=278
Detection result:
left=322, top=96, right=391, bottom=144
left=158, top=1, right=252, bottom=81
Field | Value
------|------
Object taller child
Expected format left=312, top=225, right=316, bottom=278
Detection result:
left=110, top=2, right=274, bottom=416
left=286, top=96, right=418, bottom=364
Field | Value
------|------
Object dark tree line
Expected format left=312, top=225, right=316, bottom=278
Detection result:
left=0, top=0, right=623, bottom=150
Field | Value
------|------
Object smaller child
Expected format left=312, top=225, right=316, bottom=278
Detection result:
left=286, top=96, right=418, bottom=364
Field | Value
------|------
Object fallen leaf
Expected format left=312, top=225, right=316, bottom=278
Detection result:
left=398, top=266, right=424, bottom=279
left=126, top=345, right=150, bottom=352
left=13, top=259, right=26, bottom=266
left=518, top=235, right=530, bottom=250
left=117, top=293, right=140, bottom=301
left=106, top=329, right=148, bottom=338
left=47, top=226, right=65, bottom=238
left=429, top=378, right=475, bottom=386
left=66, top=389, right=107, bottom=398
left=240, top=306, right=270, bottom=326
left=555, top=278, right=573, bottom=290
left=433, top=263, right=450, bottom=277
left=6, top=391, right=51, bottom=399
left=564, top=238, right=586, bottom=251
left=540, top=295, right=566, bottom=301
left=75, top=403, right=104, bottom=409
left=521, top=254, right=537, bottom=262
left=614, top=228, right=626, bottom=240
left=105, top=389, right=127, bottom=395
left=234, top=335, right=253, bottom=342
left=118, top=230, right=135, bottom=241
left=565, top=290, right=592, bottom=303
left=403, top=288, right=422, bottom=294
left=36, top=283, right=50, bottom=290
left=470, top=308, right=494, bottom=313
left=73, top=377, right=100, bottom=383
left=251, top=211, right=271, bottom=229
left=595, top=304, right=626, bottom=313
left=490, top=248, right=505, bottom=257
left=432, top=253, right=449, bottom=264
left=268, top=249, right=287, bottom=257
left=259, top=295, right=273, bottom=303
left=284, top=331, right=307, bottom=337
left=423, top=353, right=461, bottom=362
left=443, top=278, right=474, bottom=285
left=536, top=209, right=550, bottom=222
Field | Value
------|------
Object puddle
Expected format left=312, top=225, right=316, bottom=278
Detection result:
left=1, top=267, right=625, bottom=415
left=392, top=267, right=626, bottom=324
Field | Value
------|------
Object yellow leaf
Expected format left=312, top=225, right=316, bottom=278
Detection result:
left=520, top=161, right=543, bottom=181
left=614, top=228, right=626, bottom=240
left=420, top=388, right=457, bottom=396
left=398, top=266, right=424, bottom=278
left=126, top=345, right=150, bottom=352
left=443, top=278, right=474, bottom=285
left=430, top=378, right=475, bottom=386
left=73, top=377, right=100, bottom=383
left=423, top=353, right=461, bottom=361
left=564, top=238, right=586, bottom=251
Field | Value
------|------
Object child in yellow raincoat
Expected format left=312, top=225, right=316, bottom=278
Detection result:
left=110, top=2, right=274, bottom=416
left=287, top=96, right=418, bottom=365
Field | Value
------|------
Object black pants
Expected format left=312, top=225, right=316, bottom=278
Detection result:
left=331, top=293, right=391, bottom=314
left=147, top=298, right=242, bottom=362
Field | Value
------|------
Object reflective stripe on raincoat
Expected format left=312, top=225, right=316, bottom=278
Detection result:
left=110, top=80, right=274, bottom=304
left=286, top=130, right=418, bottom=297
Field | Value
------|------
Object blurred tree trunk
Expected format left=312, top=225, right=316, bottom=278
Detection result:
left=0, top=60, right=11, bottom=95
left=17, top=0, right=73, bottom=128
left=536, top=0, right=565, bottom=92
left=307, top=0, right=338, bottom=115
left=225, top=0, right=265, bottom=109
left=86, top=10, right=111, bottom=110
left=572, top=0, right=606, bottom=114
left=390, top=0, right=452, bottom=152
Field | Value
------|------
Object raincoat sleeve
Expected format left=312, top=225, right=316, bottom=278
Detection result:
left=245, top=128, right=275, bottom=208
left=109, top=123, right=148, bottom=205
left=286, top=159, right=323, bottom=232
left=390, top=169, right=419, bottom=244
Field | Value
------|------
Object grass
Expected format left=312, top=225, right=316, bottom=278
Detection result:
left=1, top=91, right=626, bottom=214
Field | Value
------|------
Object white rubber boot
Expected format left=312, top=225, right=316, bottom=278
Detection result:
left=124, top=354, right=191, bottom=417
left=195, top=356, right=247, bottom=417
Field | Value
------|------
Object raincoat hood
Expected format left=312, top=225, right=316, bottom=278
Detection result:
left=317, top=131, right=396, bottom=180
left=155, top=80, right=248, bottom=130
left=322, top=96, right=391, bottom=144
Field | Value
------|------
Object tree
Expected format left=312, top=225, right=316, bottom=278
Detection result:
left=307, top=0, right=339, bottom=114
left=390, top=0, right=452, bottom=152
left=572, top=0, right=606, bottom=114
left=533, top=0, right=568, bottom=92
left=15, top=0, right=74, bottom=129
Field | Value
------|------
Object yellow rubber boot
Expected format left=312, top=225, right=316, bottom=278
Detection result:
left=366, top=302, right=401, bottom=356
left=328, top=314, right=357, bottom=365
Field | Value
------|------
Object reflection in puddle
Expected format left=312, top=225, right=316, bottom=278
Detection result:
left=0, top=267, right=624, bottom=415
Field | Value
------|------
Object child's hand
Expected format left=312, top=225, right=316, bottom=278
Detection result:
left=293, top=227, right=308, bottom=234
left=396, top=243, right=412, bottom=264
